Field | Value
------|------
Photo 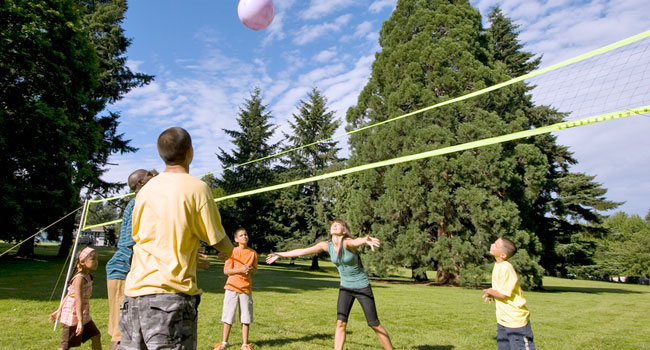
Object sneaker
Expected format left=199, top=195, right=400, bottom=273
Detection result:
left=214, top=342, right=231, bottom=350
left=241, top=345, right=253, bottom=350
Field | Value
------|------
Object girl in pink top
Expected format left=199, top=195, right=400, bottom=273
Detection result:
left=50, top=247, right=102, bottom=350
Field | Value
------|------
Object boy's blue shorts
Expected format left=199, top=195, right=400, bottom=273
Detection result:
left=497, top=322, right=535, bottom=350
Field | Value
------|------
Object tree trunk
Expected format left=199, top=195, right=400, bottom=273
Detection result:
left=411, top=268, right=429, bottom=281
left=16, top=236, right=35, bottom=257
left=57, top=215, right=77, bottom=258
left=435, top=267, right=459, bottom=285
left=310, top=255, right=320, bottom=270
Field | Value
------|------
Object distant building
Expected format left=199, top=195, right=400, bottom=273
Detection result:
left=79, top=227, right=108, bottom=247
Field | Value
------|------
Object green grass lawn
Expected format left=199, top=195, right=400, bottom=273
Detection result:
left=1, top=244, right=649, bottom=349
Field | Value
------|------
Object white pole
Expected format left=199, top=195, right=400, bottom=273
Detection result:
left=54, top=199, right=90, bottom=331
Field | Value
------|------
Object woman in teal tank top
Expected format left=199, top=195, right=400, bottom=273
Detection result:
left=266, top=219, right=393, bottom=350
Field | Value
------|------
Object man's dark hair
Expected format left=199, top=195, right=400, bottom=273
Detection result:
left=127, top=169, right=149, bottom=192
left=157, top=127, right=192, bottom=165
left=500, top=237, right=518, bottom=258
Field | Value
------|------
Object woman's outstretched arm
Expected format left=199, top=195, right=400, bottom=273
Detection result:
left=266, top=241, right=328, bottom=264
left=344, top=235, right=381, bottom=251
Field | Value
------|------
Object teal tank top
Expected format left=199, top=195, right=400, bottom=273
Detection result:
left=328, top=240, right=370, bottom=289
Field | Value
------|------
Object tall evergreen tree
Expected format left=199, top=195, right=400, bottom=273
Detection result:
left=338, top=1, right=620, bottom=287
left=82, top=0, right=153, bottom=107
left=273, top=88, right=342, bottom=269
left=0, top=0, right=151, bottom=257
left=342, top=0, right=557, bottom=287
left=215, top=87, right=281, bottom=252
left=487, top=7, right=620, bottom=276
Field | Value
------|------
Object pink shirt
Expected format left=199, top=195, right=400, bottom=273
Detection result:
left=59, top=273, right=93, bottom=326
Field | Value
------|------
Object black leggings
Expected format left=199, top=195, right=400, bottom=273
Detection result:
left=336, top=285, right=380, bottom=326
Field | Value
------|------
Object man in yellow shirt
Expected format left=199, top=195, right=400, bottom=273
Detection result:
left=120, top=126, right=234, bottom=350
left=482, top=237, right=536, bottom=350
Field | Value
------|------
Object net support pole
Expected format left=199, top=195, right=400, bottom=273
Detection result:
left=53, top=199, right=90, bottom=331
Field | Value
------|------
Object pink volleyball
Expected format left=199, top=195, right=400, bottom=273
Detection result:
left=238, top=0, right=275, bottom=31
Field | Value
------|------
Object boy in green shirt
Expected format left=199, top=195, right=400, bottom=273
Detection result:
left=483, top=237, right=536, bottom=350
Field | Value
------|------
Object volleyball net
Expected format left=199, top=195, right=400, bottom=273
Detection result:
left=84, top=29, right=650, bottom=227
left=3, top=29, right=650, bottom=256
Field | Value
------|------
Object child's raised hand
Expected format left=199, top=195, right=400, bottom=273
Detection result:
left=364, top=235, right=381, bottom=251
left=266, top=253, right=280, bottom=264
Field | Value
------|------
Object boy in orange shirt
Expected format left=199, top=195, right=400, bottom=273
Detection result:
left=214, top=228, right=258, bottom=350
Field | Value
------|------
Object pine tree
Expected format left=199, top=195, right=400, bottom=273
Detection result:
left=273, top=88, right=342, bottom=269
left=486, top=7, right=541, bottom=77
left=342, top=0, right=550, bottom=286
left=215, top=88, right=281, bottom=252
left=0, top=0, right=151, bottom=257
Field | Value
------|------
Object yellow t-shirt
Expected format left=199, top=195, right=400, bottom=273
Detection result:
left=125, top=172, right=226, bottom=297
left=492, top=260, right=530, bottom=328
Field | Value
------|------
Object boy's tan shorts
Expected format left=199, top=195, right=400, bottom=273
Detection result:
left=221, top=290, right=253, bottom=325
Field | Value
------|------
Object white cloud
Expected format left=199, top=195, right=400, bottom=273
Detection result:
left=280, top=50, right=306, bottom=77
left=313, top=47, right=338, bottom=63
left=274, top=0, right=297, bottom=11
left=272, top=86, right=311, bottom=123
left=262, top=11, right=287, bottom=45
left=178, top=48, right=239, bottom=73
left=261, top=0, right=299, bottom=46
left=340, top=20, right=378, bottom=43
left=369, top=0, right=397, bottom=13
left=321, top=54, right=374, bottom=116
left=301, top=0, right=354, bottom=20
left=293, top=14, right=353, bottom=45
left=269, top=62, right=349, bottom=123
left=117, top=82, right=176, bottom=118
left=126, top=59, right=144, bottom=72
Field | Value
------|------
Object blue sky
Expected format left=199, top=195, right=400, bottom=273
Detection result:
left=106, top=0, right=650, bottom=216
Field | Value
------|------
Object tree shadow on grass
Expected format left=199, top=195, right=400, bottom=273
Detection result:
left=412, top=345, right=454, bottom=350
left=253, top=332, right=330, bottom=347
left=542, top=286, right=646, bottom=294
left=0, top=251, right=95, bottom=301
left=0, top=249, right=347, bottom=301
left=233, top=262, right=343, bottom=293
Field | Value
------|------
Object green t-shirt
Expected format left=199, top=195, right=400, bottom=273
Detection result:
left=328, top=240, right=370, bottom=289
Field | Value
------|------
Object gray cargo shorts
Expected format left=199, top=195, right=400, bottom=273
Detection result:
left=119, top=293, right=200, bottom=350
left=497, top=322, right=536, bottom=350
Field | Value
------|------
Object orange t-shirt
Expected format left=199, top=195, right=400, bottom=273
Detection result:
left=224, top=246, right=258, bottom=294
